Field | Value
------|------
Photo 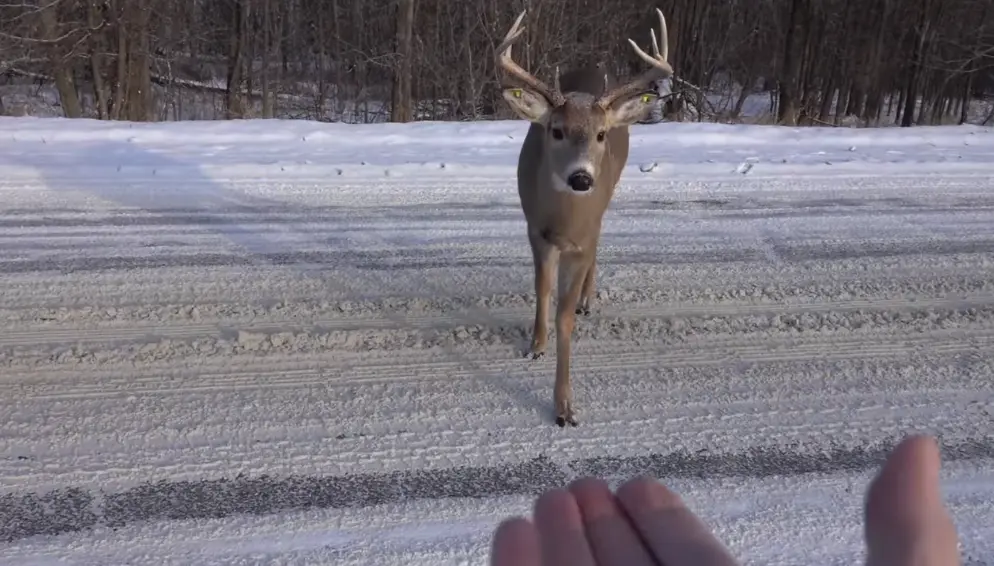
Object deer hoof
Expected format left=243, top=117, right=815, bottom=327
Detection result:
left=576, top=297, right=592, bottom=316
left=525, top=340, right=546, bottom=360
left=524, top=348, right=545, bottom=360
left=555, top=403, right=578, bottom=427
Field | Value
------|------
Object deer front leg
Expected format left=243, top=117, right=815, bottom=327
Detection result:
left=527, top=232, right=556, bottom=359
left=554, top=252, right=591, bottom=427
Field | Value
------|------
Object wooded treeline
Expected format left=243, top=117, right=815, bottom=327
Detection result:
left=1, top=0, right=993, bottom=126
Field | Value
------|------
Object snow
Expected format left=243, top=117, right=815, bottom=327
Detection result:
left=1, top=116, right=992, bottom=185
left=5, top=464, right=994, bottom=565
left=1, top=115, right=993, bottom=564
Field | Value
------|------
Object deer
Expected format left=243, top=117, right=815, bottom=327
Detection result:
left=494, top=8, right=674, bottom=427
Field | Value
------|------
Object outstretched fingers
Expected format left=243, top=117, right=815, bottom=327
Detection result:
left=493, top=478, right=737, bottom=566
left=490, top=516, right=542, bottom=566
left=568, top=477, right=658, bottom=566
left=615, top=476, right=739, bottom=566
left=493, top=482, right=659, bottom=566
left=864, top=435, right=961, bottom=566
left=534, top=488, right=599, bottom=566
left=493, top=435, right=961, bottom=566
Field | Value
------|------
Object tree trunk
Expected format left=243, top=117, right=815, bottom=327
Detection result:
left=315, top=0, right=329, bottom=119
left=731, top=78, right=753, bottom=119
left=262, top=0, right=274, bottom=118
left=960, top=71, right=974, bottom=124
left=39, top=2, right=82, bottom=118
left=226, top=0, right=247, bottom=119
left=391, top=0, right=416, bottom=122
left=846, top=85, right=865, bottom=117
left=87, top=0, right=109, bottom=119
left=901, top=0, right=931, bottom=127
left=110, top=0, right=127, bottom=120
left=835, top=80, right=851, bottom=124
left=777, top=0, right=807, bottom=125
left=126, top=0, right=153, bottom=122
left=863, top=0, right=890, bottom=124
left=819, top=80, right=836, bottom=122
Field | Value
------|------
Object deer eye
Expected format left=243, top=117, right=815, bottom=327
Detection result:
left=551, top=128, right=564, bottom=140
left=596, top=131, right=606, bottom=142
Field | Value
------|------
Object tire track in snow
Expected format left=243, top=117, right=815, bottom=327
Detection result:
left=1, top=181, right=993, bottom=226
left=3, top=351, right=991, bottom=501
left=2, top=164, right=994, bottom=559
left=4, top=328, right=991, bottom=398
left=2, top=291, right=993, bottom=348
left=3, top=436, right=994, bottom=543
left=2, top=252, right=991, bottom=310
left=4, top=237, right=994, bottom=274
left=6, top=464, right=994, bottom=565
left=3, top=302, right=992, bottom=368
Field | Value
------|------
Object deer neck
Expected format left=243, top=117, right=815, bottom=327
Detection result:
left=530, top=161, right=607, bottom=250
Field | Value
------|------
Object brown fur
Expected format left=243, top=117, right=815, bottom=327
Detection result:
left=515, top=65, right=637, bottom=427
left=496, top=9, right=673, bottom=426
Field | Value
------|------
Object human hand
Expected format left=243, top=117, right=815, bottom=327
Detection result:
left=864, top=434, right=961, bottom=566
left=490, top=435, right=960, bottom=566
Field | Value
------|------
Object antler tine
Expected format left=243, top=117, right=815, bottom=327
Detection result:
left=630, top=9, right=669, bottom=68
left=495, top=10, right=565, bottom=105
left=596, top=8, right=674, bottom=109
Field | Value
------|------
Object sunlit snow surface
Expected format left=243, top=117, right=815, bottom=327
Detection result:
left=1, top=116, right=993, bottom=564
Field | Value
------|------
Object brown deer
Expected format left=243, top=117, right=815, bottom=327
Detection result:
left=495, top=9, right=674, bottom=427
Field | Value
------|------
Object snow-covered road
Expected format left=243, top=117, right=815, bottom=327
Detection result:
left=1, top=117, right=993, bottom=564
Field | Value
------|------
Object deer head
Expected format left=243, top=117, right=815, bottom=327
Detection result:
left=495, top=9, right=674, bottom=194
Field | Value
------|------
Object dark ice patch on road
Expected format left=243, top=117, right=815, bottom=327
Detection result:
left=3, top=437, right=993, bottom=543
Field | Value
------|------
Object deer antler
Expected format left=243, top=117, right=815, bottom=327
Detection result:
left=495, top=10, right=566, bottom=106
left=596, top=8, right=674, bottom=109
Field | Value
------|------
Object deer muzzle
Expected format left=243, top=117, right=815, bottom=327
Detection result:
left=567, top=171, right=594, bottom=193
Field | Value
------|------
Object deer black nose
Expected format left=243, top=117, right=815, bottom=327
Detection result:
left=567, top=171, right=594, bottom=193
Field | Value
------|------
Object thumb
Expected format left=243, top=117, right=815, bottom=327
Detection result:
left=864, top=435, right=960, bottom=566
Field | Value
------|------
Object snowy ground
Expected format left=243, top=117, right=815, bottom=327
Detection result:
left=1, top=116, right=993, bottom=564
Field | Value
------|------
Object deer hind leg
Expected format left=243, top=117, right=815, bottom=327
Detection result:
left=576, top=233, right=600, bottom=316
left=553, top=251, right=591, bottom=427
left=526, top=231, right=556, bottom=360
left=576, top=258, right=596, bottom=316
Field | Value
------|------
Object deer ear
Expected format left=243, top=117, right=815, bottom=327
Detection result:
left=606, top=91, right=659, bottom=127
left=502, top=87, right=552, bottom=123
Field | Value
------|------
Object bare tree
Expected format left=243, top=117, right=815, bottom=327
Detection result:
left=0, top=0, right=989, bottom=125
left=391, top=0, right=415, bottom=122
